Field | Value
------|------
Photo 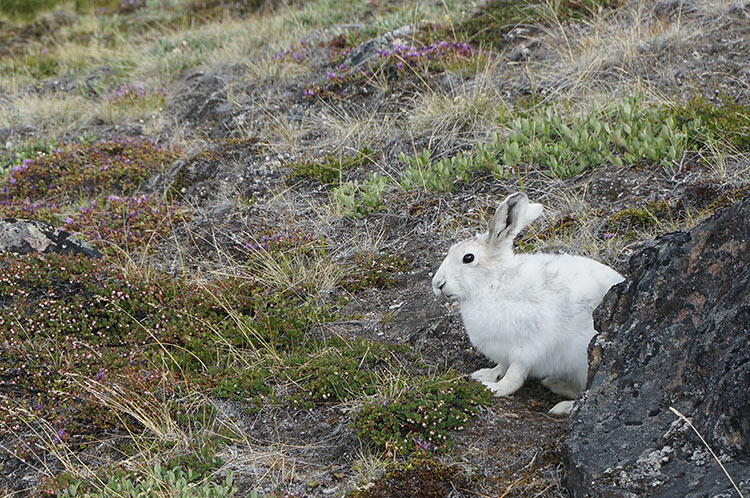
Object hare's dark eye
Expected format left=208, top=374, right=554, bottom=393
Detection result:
left=462, top=253, right=475, bottom=264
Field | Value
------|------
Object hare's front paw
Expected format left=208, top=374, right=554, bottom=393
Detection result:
left=481, top=364, right=526, bottom=397
left=471, top=364, right=507, bottom=383
left=549, top=400, right=575, bottom=416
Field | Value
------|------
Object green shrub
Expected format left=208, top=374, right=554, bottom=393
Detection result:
left=0, top=0, right=60, bottom=19
left=354, top=373, right=492, bottom=455
left=340, top=252, right=410, bottom=293
left=4, top=139, right=180, bottom=202
left=669, top=94, right=750, bottom=150
left=63, top=195, right=190, bottom=254
left=286, top=338, right=394, bottom=408
left=439, top=0, right=622, bottom=48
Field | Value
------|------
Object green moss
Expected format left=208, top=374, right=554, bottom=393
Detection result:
left=517, top=214, right=580, bottom=252
left=0, top=0, right=61, bottom=19
left=210, top=367, right=273, bottom=410
left=353, top=373, right=492, bottom=456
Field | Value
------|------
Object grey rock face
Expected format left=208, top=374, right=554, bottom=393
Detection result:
left=343, top=25, right=413, bottom=68
left=564, top=196, right=750, bottom=497
left=0, top=218, right=100, bottom=258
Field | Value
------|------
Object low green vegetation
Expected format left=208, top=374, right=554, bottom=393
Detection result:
left=354, top=373, right=492, bottom=456
left=332, top=173, right=390, bottom=219
left=289, top=147, right=374, bottom=186
left=671, top=94, right=750, bottom=150
left=501, top=97, right=688, bottom=177
left=605, top=198, right=677, bottom=234
left=58, top=463, right=233, bottom=498
left=347, top=459, right=469, bottom=498
left=333, top=93, right=750, bottom=219
left=341, top=252, right=411, bottom=293
left=398, top=140, right=506, bottom=192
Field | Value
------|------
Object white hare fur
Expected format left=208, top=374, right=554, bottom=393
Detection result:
left=432, top=193, right=624, bottom=416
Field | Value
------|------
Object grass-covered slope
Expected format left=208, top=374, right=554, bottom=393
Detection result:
left=0, top=0, right=749, bottom=496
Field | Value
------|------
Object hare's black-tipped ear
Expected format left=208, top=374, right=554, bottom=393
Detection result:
left=487, top=193, right=542, bottom=246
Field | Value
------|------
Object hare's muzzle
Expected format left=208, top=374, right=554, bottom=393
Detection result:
left=432, top=274, right=447, bottom=297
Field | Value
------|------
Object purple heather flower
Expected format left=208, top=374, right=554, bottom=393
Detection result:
left=413, top=436, right=432, bottom=451
left=64, top=216, right=74, bottom=224
left=53, top=428, right=66, bottom=444
left=327, top=71, right=336, bottom=79
left=22, top=158, right=34, bottom=166
left=95, top=368, right=106, bottom=381
left=41, top=48, right=49, bottom=55
left=603, top=232, right=616, bottom=239
left=8, top=177, right=15, bottom=186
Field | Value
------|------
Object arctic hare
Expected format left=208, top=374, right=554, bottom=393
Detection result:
left=432, top=193, right=623, bottom=415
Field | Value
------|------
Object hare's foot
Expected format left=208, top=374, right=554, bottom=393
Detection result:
left=549, top=400, right=575, bottom=416
left=471, top=363, right=508, bottom=383
left=482, top=363, right=527, bottom=397
left=541, top=377, right=581, bottom=399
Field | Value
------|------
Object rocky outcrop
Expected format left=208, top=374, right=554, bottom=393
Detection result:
left=0, top=218, right=100, bottom=258
left=564, top=197, right=750, bottom=497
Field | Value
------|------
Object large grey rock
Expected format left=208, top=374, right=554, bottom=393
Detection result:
left=564, top=197, right=750, bottom=497
left=343, top=25, right=413, bottom=68
left=0, top=218, right=100, bottom=258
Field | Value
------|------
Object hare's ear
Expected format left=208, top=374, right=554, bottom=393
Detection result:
left=487, top=193, right=543, bottom=247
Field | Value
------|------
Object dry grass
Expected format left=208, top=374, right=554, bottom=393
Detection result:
left=407, top=66, right=510, bottom=147
left=525, top=0, right=742, bottom=102
left=0, top=94, right=93, bottom=133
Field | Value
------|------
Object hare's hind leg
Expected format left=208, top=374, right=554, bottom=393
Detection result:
left=541, top=377, right=580, bottom=399
left=481, top=363, right=527, bottom=397
left=549, top=400, right=575, bottom=416
left=471, top=363, right=508, bottom=383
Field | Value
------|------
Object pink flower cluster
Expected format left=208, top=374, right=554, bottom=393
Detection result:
left=377, top=40, right=474, bottom=68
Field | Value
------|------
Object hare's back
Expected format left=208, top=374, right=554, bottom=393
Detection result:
left=532, top=253, right=623, bottom=304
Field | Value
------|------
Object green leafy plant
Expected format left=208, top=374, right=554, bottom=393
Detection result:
left=347, top=459, right=468, bottom=498
left=58, top=462, right=233, bottom=498
left=332, top=173, right=389, bottom=218
left=4, top=139, right=180, bottom=201
left=501, top=97, right=689, bottom=177
left=398, top=137, right=506, bottom=193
